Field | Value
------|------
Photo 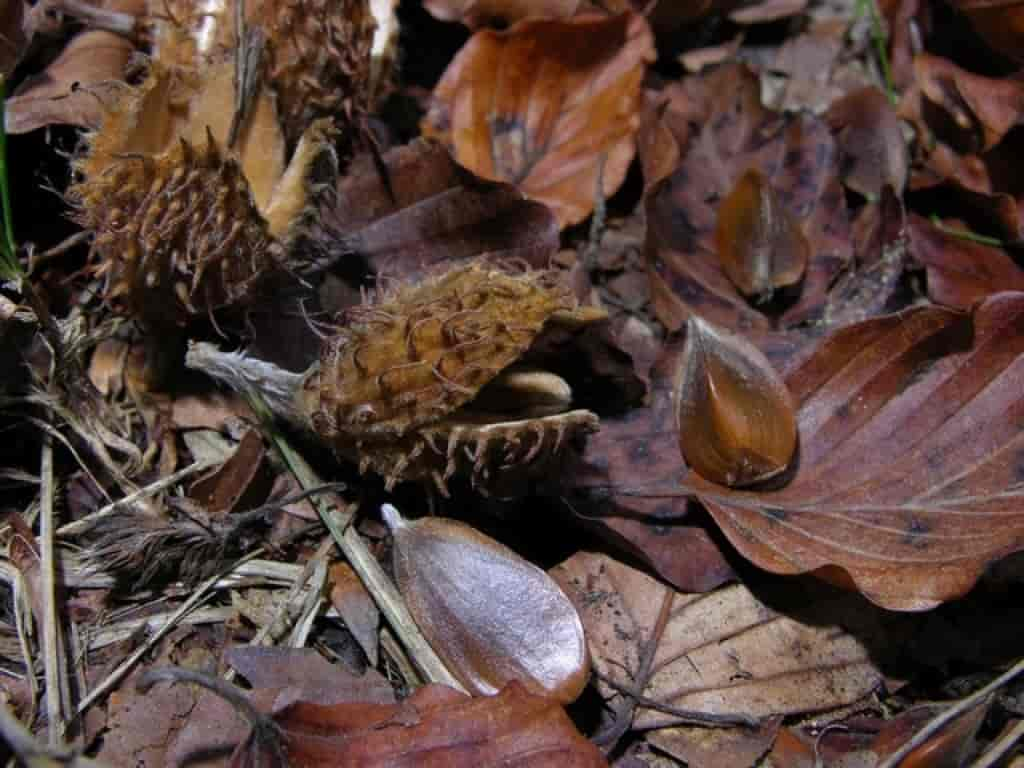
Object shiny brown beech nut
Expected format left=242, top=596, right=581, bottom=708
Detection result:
left=186, top=260, right=606, bottom=494
left=71, top=58, right=329, bottom=329
left=382, top=503, right=590, bottom=703
left=714, top=168, right=809, bottom=302
left=675, top=315, right=797, bottom=487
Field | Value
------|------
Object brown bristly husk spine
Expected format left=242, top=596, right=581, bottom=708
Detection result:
left=259, top=0, right=376, bottom=148
left=299, top=263, right=593, bottom=441
left=82, top=134, right=280, bottom=327
left=354, top=410, right=600, bottom=494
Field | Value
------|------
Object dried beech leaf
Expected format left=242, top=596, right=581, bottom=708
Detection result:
left=648, top=716, right=782, bottom=768
left=239, top=681, right=608, bottom=767
left=825, top=86, right=909, bottom=198
left=422, top=12, right=655, bottom=227
left=187, top=428, right=269, bottom=516
left=645, top=63, right=851, bottom=332
left=766, top=699, right=990, bottom=767
left=383, top=504, right=589, bottom=703
left=676, top=316, right=797, bottom=487
left=327, top=562, right=380, bottom=666
left=913, top=53, right=1024, bottom=153
left=908, top=213, right=1024, bottom=310
left=5, top=30, right=133, bottom=134
left=682, top=292, right=1024, bottom=610
left=318, top=140, right=559, bottom=279
left=551, top=552, right=883, bottom=729
left=714, top=168, right=810, bottom=300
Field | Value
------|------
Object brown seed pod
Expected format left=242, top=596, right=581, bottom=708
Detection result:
left=297, top=262, right=604, bottom=492
left=72, top=58, right=328, bottom=328
left=382, top=503, right=590, bottom=703
left=187, top=261, right=606, bottom=493
left=675, top=315, right=797, bottom=487
left=714, top=168, right=809, bottom=302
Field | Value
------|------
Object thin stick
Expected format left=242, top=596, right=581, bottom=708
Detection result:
left=970, top=717, right=1024, bottom=768
left=877, top=657, right=1024, bottom=768
left=263, top=416, right=463, bottom=691
left=57, top=458, right=217, bottom=537
left=75, top=547, right=266, bottom=716
left=39, top=433, right=69, bottom=744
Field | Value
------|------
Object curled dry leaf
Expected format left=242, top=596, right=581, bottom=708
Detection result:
left=907, top=213, right=1024, bottom=310
left=316, top=139, right=559, bottom=280
left=825, top=86, right=909, bottom=199
left=714, top=168, right=810, bottom=301
left=5, top=30, right=134, bottom=134
left=327, top=562, right=380, bottom=666
left=645, top=63, right=851, bottom=333
left=912, top=53, right=1024, bottom=154
left=766, top=699, right=990, bottom=768
left=187, top=259, right=606, bottom=494
left=383, top=504, right=589, bottom=703
left=950, top=0, right=1024, bottom=63
left=682, top=292, right=1024, bottom=610
left=551, top=552, right=883, bottom=729
left=676, top=316, right=797, bottom=488
left=422, top=12, right=655, bottom=227
left=239, top=681, right=608, bottom=767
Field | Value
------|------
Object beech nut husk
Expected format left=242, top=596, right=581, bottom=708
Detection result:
left=186, top=260, right=606, bottom=494
left=382, top=504, right=590, bottom=703
left=675, top=316, right=797, bottom=487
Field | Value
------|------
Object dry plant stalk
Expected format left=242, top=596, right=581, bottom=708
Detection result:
left=187, top=261, right=607, bottom=493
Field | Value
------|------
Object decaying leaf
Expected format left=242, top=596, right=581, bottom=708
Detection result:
left=551, top=552, right=883, bottom=730
left=383, top=504, right=589, bottom=703
left=645, top=63, right=852, bottom=333
left=316, top=139, right=559, bottom=280
left=825, top=86, right=909, bottom=199
left=422, top=12, right=655, bottom=227
left=907, top=213, right=1024, bottom=309
left=327, top=562, right=380, bottom=666
left=238, top=681, right=608, bottom=766
left=675, top=316, right=797, bottom=487
left=5, top=30, right=134, bottom=134
left=682, top=291, right=1024, bottom=610
left=912, top=53, right=1024, bottom=154
left=765, top=698, right=990, bottom=767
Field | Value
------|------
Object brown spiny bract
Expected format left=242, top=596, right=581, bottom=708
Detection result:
left=259, top=0, right=376, bottom=147
left=72, top=58, right=327, bottom=328
left=298, top=262, right=606, bottom=493
left=87, top=136, right=279, bottom=326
